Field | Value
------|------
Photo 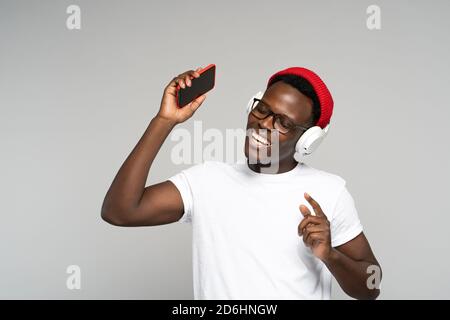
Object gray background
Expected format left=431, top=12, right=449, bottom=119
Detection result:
left=1, top=0, right=449, bottom=299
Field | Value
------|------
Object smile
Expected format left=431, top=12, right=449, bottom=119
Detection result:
left=251, top=131, right=271, bottom=147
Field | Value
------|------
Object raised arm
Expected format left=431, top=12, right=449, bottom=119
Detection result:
left=101, top=68, right=206, bottom=226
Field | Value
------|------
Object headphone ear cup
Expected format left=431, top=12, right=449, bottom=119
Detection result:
left=246, top=91, right=264, bottom=114
left=294, top=126, right=327, bottom=160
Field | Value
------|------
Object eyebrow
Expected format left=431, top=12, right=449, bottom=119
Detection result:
left=259, top=98, right=297, bottom=124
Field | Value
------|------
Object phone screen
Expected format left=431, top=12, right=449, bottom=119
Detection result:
left=177, top=64, right=216, bottom=107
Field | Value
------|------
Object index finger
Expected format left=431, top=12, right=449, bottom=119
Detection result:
left=165, top=77, right=180, bottom=94
left=304, top=192, right=326, bottom=218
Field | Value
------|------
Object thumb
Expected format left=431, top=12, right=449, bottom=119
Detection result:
left=189, top=94, right=206, bottom=112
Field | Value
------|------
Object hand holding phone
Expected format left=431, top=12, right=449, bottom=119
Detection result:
left=157, top=65, right=214, bottom=125
left=176, top=64, right=216, bottom=108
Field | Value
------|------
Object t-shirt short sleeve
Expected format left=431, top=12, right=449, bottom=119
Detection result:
left=167, top=170, right=194, bottom=223
left=330, top=186, right=364, bottom=247
left=167, top=163, right=207, bottom=224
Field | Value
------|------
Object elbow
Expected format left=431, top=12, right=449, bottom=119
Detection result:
left=350, top=285, right=381, bottom=300
left=346, top=288, right=380, bottom=300
left=363, top=288, right=380, bottom=300
left=101, top=210, right=124, bottom=226
left=353, top=262, right=382, bottom=300
left=101, top=201, right=133, bottom=227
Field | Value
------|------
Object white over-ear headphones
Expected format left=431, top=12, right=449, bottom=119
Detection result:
left=246, top=91, right=330, bottom=162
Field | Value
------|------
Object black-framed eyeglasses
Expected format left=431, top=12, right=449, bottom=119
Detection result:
left=250, top=98, right=310, bottom=134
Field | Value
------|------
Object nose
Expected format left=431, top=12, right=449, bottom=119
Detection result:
left=259, top=114, right=274, bottom=130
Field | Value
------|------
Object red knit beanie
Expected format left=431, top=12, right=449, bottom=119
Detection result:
left=267, top=67, right=333, bottom=129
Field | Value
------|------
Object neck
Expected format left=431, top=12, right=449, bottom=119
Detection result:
left=246, top=159, right=298, bottom=174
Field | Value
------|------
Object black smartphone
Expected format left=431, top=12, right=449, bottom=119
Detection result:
left=176, top=64, right=216, bottom=107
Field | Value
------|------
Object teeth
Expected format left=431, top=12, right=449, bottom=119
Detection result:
left=251, top=132, right=270, bottom=146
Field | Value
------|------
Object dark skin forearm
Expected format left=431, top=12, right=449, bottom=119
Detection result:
left=323, top=248, right=381, bottom=300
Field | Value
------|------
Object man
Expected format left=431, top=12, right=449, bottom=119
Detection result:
left=101, top=66, right=382, bottom=300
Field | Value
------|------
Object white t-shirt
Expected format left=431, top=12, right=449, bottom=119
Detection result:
left=168, top=160, right=363, bottom=300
